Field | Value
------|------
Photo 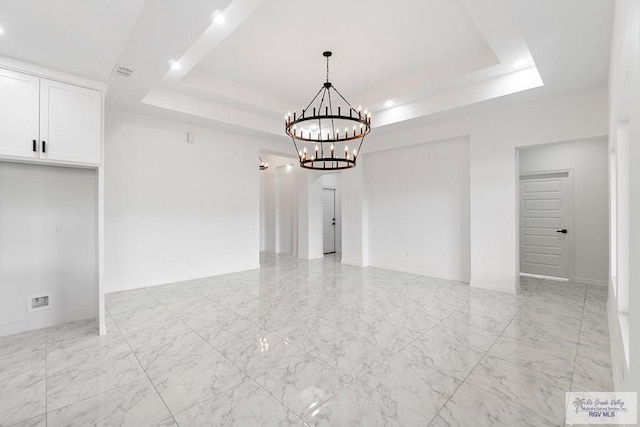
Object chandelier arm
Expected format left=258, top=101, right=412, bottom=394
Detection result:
left=302, top=86, right=326, bottom=115
left=291, top=137, right=301, bottom=160
left=331, top=86, right=358, bottom=112
left=356, top=133, right=367, bottom=158
left=326, top=89, right=337, bottom=144
left=316, top=88, right=328, bottom=139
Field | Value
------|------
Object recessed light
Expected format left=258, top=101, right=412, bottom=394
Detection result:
left=384, top=100, right=394, bottom=108
left=169, top=60, right=181, bottom=70
left=0, top=26, right=4, bottom=35
left=213, top=12, right=226, bottom=24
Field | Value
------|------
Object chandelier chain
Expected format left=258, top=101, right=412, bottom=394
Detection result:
left=326, top=55, right=330, bottom=83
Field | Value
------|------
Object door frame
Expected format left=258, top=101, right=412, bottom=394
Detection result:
left=322, top=187, right=336, bottom=255
left=519, top=169, right=575, bottom=282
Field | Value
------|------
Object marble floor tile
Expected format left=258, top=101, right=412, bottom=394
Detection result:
left=106, top=294, right=160, bottom=317
left=272, top=317, right=348, bottom=352
left=47, top=352, right=147, bottom=411
left=110, top=305, right=181, bottom=336
left=148, top=351, right=247, bottom=414
left=523, top=294, right=585, bottom=318
left=0, top=373, right=45, bottom=425
left=122, top=315, right=192, bottom=349
left=0, top=329, right=46, bottom=360
left=487, top=334, right=577, bottom=382
left=359, top=354, right=461, bottom=421
left=173, top=305, right=240, bottom=332
left=466, top=356, right=571, bottom=425
left=378, top=308, right=441, bottom=334
left=302, top=385, right=428, bottom=426
left=433, top=383, right=552, bottom=427
left=47, top=318, right=99, bottom=345
left=173, top=380, right=300, bottom=426
left=424, top=318, right=499, bottom=353
left=46, top=378, right=171, bottom=427
left=222, top=333, right=308, bottom=377
left=503, top=307, right=582, bottom=343
left=47, top=332, right=132, bottom=374
left=445, top=305, right=512, bottom=335
left=254, top=354, right=352, bottom=417
left=9, top=414, right=47, bottom=427
left=398, top=335, right=484, bottom=381
left=0, top=348, right=46, bottom=386
left=311, top=333, right=392, bottom=379
left=0, top=253, right=616, bottom=426
left=133, top=331, right=216, bottom=375
left=572, top=353, right=614, bottom=391
left=347, top=316, right=423, bottom=353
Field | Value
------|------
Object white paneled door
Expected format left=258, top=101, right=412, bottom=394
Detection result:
left=520, top=172, right=573, bottom=279
left=323, top=188, right=336, bottom=254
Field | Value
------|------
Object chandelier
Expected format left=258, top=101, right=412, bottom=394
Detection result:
left=285, top=51, right=371, bottom=170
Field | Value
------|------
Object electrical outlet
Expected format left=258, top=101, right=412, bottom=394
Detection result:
left=27, top=294, right=51, bottom=312
left=186, top=132, right=195, bottom=143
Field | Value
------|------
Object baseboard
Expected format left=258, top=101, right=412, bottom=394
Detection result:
left=105, top=264, right=262, bottom=294
left=520, top=272, right=569, bottom=282
left=0, top=309, right=96, bottom=338
left=574, top=277, right=608, bottom=286
left=367, top=262, right=470, bottom=284
left=469, top=280, right=518, bottom=294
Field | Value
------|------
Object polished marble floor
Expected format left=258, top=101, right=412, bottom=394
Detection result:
left=1, top=253, right=613, bottom=426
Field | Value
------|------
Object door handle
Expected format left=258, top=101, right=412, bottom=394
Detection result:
left=42, top=141, right=46, bottom=153
left=556, top=229, right=568, bottom=234
left=32, top=140, right=37, bottom=152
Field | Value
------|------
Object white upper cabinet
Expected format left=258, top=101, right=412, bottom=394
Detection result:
left=39, top=79, right=102, bottom=164
left=0, top=68, right=40, bottom=159
left=0, top=67, right=103, bottom=166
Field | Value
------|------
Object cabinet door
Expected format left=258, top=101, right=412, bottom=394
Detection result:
left=0, top=68, right=40, bottom=159
left=40, top=79, right=102, bottom=164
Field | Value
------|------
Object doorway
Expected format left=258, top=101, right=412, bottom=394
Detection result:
left=322, top=188, right=336, bottom=254
left=519, top=171, right=574, bottom=280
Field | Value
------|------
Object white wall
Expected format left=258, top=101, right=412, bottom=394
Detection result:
left=365, top=137, right=470, bottom=281
left=104, top=109, right=260, bottom=292
left=340, top=88, right=608, bottom=292
left=341, top=161, right=368, bottom=266
left=260, top=173, right=276, bottom=252
left=607, top=0, right=640, bottom=408
left=519, top=138, right=609, bottom=285
left=276, top=165, right=297, bottom=255
left=0, top=162, right=97, bottom=336
left=297, top=172, right=324, bottom=260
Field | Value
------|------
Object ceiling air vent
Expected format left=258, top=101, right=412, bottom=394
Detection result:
left=113, top=65, right=135, bottom=78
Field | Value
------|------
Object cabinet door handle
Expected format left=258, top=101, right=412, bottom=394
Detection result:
left=42, top=141, right=46, bottom=153
left=33, top=140, right=37, bottom=152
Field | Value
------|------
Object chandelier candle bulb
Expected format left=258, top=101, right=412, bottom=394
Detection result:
left=331, top=144, right=334, bottom=157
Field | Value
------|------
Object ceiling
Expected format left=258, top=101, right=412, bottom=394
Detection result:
left=0, top=0, right=613, bottom=141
